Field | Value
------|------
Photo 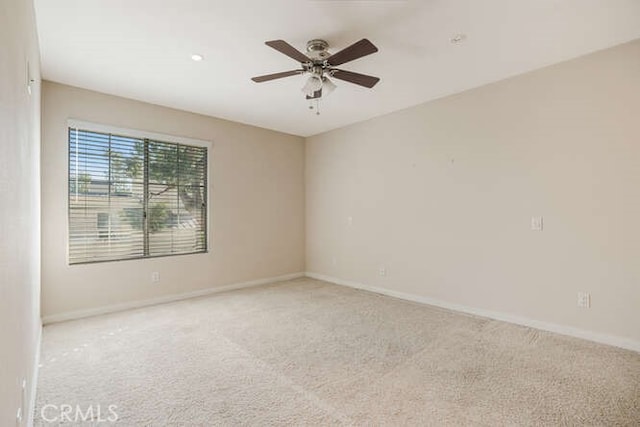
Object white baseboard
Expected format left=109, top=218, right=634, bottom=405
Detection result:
left=42, top=272, right=305, bottom=325
left=306, top=272, right=640, bottom=353
left=28, top=321, right=42, bottom=427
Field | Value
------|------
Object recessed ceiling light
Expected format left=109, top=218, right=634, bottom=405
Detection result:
left=450, top=34, right=467, bottom=44
left=191, top=54, right=204, bottom=61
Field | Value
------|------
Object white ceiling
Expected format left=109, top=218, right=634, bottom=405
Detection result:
left=34, top=0, right=640, bottom=137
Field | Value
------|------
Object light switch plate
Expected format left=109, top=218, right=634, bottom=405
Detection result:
left=577, top=292, right=591, bottom=308
left=531, top=216, right=543, bottom=231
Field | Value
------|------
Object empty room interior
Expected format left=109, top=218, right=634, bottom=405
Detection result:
left=2, top=0, right=640, bottom=425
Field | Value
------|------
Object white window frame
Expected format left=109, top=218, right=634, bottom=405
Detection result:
left=67, top=119, right=213, bottom=264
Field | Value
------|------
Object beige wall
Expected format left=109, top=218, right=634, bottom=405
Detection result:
left=41, top=82, right=305, bottom=318
left=0, top=0, right=42, bottom=424
left=306, top=40, right=640, bottom=344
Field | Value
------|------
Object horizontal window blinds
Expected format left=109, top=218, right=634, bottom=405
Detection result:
left=68, top=127, right=207, bottom=264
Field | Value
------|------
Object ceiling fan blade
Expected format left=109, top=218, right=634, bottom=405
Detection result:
left=326, top=39, right=378, bottom=66
left=331, top=69, right=380, bottom=88
left=265, top=40, right=310, bottom=64
left=306, top=89, right=322, bottom=100
left=251, top=70, right=304, bottom=83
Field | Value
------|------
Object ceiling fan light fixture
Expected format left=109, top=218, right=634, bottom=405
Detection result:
left=322, top=77, right=336, bottom=96
left=302, top=75, right=323, bottom=95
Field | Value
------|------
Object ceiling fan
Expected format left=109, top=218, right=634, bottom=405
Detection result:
left=251, top=38, right=380, bottom=100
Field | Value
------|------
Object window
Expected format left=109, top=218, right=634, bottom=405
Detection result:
left=68, top=122, right=208, bottom=264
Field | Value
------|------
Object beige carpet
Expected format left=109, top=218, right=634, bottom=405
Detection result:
left=35, top=278, right=640, bottom=426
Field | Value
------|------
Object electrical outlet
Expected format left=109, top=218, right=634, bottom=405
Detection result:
left=577, top=292, right=591, bottom=308
left=331, top=257, right=337, bottom=266
left=379, top=266, right=387, bottom=277
left=151, top=272, right=160, bottom=283
left=347, top=216, right=353, bottom=226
